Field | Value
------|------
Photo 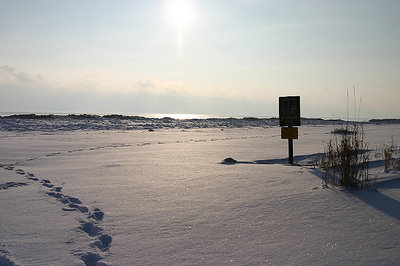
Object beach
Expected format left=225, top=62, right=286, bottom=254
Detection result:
left=1, top=118, right=399, bottom=265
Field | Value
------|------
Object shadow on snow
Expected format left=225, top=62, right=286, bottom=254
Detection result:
left=222, top=154, right=400, bottom=221
left=309, top=162, right=400, bottom=221
left=221, top=153, right=323, bottom=166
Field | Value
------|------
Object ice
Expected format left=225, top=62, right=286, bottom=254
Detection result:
left=0, top=119, right=399, bottom=265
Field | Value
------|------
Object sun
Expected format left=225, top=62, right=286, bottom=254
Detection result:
left=166, top=0, right=194, bottom=29
left=165, top=0, right=195, bottom=52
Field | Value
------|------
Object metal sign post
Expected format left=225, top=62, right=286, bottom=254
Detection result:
left=279, top=96, right=300, bottom=164
left=288, top=135, right=294, bottom=164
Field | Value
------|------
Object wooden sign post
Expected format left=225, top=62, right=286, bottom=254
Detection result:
left=279, top=96, right=300, bottom=164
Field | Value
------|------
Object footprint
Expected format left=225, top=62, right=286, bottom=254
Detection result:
left=79, top=252, right=103, bottom=266
left=52, top=186, right=62, bottom=192
left=15, top=169, right=25, bottom=175
left=94, top=234, right=112, bottom=251
left=46, top=191, right=64, bottom=199
left=23, top=170, right=112, bottom=264
left=89, top=208, right=104, bottom=221
left=0, top=250, right=18, bottom=266
left=79, top=221, right=102, bottom=237
left=42, top=183, right=54, bottom=188
left=67, top=196, right=82, bottom=204
left=137, top=143, right=151, bottom=146
left=0, top=182, right=29, bottom=190
left=69, top=203, right=89, bottom=213
left=41, top=179, right=54, bottom=187
left=58, top=197, right=70, bottom=204
left=62, top=207, right=77, bottom=212
left=46, top=152, right=61, bottom=157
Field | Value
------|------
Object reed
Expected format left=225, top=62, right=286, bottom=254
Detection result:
left=320, top=87, right=370, bottom=189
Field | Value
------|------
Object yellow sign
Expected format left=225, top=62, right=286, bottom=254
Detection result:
left=281, top=127, right=298, bottom=139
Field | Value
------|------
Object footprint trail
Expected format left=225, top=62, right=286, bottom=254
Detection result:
left=1, top=165, right=112, bottom=265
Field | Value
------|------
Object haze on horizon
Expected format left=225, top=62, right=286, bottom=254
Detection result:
left=0, top=0, right=399, bottom=119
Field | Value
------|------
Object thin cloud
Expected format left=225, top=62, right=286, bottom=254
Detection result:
left=132, top=78, right=253, bottom=101
left=0, top=65, right=42, bottom=83
left=135, top=79, right=156, bottom=90
left=0, top=66, right=270, bottom=115
left=84, top=72, right=104, bottom=80
left=1, top=66, right=261, bottom=103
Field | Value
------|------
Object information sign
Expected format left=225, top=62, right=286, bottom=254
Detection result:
left=279, top=96, right=301, bottom=126
left=281, top=127, right=298, bottom=139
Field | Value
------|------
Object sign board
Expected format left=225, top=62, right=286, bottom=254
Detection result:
left=279, top=96, right=301, bottom=126
left=281, top=127, right=298, bottom=139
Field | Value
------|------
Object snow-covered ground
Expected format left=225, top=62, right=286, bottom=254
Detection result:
left=0, top=119, right=399, bottom=265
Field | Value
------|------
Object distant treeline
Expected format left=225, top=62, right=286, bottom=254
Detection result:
left=369, top=118, right=400, bottom=124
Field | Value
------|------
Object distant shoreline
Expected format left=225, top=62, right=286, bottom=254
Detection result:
left=0, top=113, right=399, bottom=124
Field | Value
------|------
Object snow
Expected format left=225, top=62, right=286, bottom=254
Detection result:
left=0, top=118, right=399, bottom=265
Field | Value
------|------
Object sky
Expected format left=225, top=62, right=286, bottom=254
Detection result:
left=0, top=0, right=399, bottom=119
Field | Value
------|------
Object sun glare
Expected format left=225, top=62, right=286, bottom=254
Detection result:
left=166, top=0, right=193, bottom=28
left=166, top=0, right=195, bottom=52
left=154, top=113, right=203, bottom=120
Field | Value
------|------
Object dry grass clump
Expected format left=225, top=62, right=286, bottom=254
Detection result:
left=382, top=141, right=400, bottom=172
left=320, top=124, right=370, bottom=189
left=331, top=127, right=355, bottom=135
left=394, top=158, right=400, bottom=171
